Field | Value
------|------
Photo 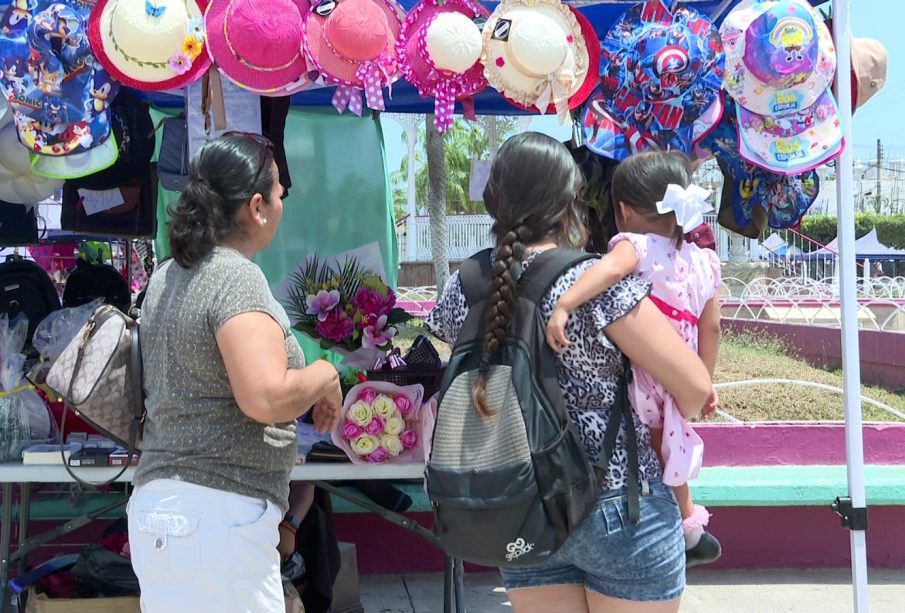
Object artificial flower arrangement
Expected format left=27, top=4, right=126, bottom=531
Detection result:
left=332, top=381, right=435, bottom=465
left=282, top=246, right=412, bottom=358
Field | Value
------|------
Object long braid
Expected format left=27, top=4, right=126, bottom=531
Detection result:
left=471, top=225, right=526, bottom=417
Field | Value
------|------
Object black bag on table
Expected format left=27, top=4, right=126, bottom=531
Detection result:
left=63, top=258, right=131, bottom=314
left=0, top=258, right=61, bottom=347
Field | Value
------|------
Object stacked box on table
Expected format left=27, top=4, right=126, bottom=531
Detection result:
left=24, top=587, right=139, bottom=613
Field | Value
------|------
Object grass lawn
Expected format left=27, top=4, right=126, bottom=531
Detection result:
left=394, top=322, right=905, bottom=423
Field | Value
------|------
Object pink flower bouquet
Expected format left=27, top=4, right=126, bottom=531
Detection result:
left=332, top=381, right=434, bottom=465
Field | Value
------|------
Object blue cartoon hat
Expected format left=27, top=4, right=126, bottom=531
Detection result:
left=582, top=0, right=724, bottom=160
left=700, top=95, right=819, bottom=232
left=0, top=0, right=119, bottom=179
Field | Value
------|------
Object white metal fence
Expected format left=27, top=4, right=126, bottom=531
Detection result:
left=398, top=213, right=760, bottom=263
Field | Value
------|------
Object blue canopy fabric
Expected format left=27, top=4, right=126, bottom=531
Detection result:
left=143, top=0, right=827, bottom=114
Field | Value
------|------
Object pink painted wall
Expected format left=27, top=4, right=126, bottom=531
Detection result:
left=332, top=505, right=905, bottom=573
left=697, top=423, right=905, bottom=466
left=724, top=320, right=905, bottom=390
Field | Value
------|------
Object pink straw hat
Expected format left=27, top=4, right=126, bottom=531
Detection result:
left=205, top=0, right=310, bottom=92
left=303, top=0, right=404, bottom=114
left=398, top=0, right=488, bottom=132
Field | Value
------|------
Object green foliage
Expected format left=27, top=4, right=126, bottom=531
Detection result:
left=391, top=117, right=519, bottom=216
left=797, top=214, right=905, bottom=251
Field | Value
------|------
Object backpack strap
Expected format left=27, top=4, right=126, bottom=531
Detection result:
left=518, top=248, right=596, bottom=304
left=459, top=248, right=492, bottom=308
left=596, top=355, right=642, bottom=524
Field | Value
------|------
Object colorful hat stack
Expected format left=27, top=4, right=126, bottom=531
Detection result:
left=89, top=0, right=212, bottom=91
left=720, top=0, right=842, bottom=175
left=481, top=0, right=598, bottom=125
left=700, top=95, right=819, bottom=236
left=0, top=0, right=120, bottom=179
left=398, top=0, right=488, bottom=132
left=582, top=0, right=724, bottom=160
left=303, top=0, right=405, bottom=115
left=206, top=0, right=313, bottom=96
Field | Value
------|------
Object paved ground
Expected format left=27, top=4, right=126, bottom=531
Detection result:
left=360, top=569, right=905, bottom=612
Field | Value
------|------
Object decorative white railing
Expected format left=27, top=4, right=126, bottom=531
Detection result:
left=720, top=276, right=905, bottom=332
left=398, top=214, right=494, bottom=262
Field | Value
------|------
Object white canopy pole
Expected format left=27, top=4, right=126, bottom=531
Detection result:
left=832, top=1, right=870, bottom=611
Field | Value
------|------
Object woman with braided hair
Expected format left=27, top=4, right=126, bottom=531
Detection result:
left=426, top=132, right=712, bottom=613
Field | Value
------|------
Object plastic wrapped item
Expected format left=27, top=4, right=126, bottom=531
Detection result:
left=0, top=314, right=33, bottom=461
left=32, top=299, right=104, bottom=362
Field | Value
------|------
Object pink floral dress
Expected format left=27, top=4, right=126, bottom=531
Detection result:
left=608, top=232, right=721, bottom=486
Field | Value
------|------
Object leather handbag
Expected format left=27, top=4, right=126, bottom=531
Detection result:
left=46, top=304, right=144, bottom=486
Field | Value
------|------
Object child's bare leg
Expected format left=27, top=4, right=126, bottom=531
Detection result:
left=652, top=427, right=721, bottom=565
left=672, top=482, right=696, bottom=521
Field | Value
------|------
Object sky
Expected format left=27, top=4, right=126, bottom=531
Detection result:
left=382, top=0, right=902, bottom=180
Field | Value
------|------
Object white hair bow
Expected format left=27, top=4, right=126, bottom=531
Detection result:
left=656, top=184, right=714, bottom=231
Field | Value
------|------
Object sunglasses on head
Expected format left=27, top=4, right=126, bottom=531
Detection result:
left=224, top=131, right=275, bottom=190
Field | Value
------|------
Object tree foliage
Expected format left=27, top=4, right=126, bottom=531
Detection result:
left=391, top=117, right=519, bottom=217
left=798, top=214, right=905, bottom=251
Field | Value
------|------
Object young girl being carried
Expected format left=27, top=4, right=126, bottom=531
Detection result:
left=546, top=151, right=722, bottom=567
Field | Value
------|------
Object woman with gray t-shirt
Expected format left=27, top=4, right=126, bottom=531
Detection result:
left=129, top=134, right=342, bottom=612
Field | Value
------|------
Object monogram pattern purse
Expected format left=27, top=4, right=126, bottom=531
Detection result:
left=46, top=305, right=144, bottom=485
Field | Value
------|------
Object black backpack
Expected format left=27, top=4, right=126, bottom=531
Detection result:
left=426, top=248, right=641, bottom=567
left=0, top=258, right=61, bottom=350
left=63, top=258, right=131, bottom=315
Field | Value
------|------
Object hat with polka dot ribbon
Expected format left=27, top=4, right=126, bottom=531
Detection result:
left=303, top=0, right=404, bottom=115
left=398, top=0, right=489, bottom=133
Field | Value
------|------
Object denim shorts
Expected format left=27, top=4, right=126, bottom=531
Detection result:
left=499, top=480, right=685, bottom=602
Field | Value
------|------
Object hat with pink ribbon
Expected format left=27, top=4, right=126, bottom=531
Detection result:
left=303, top=0, right=405, bottom=115
left=205, top=0, right=311, bottom=93
left=398, top=0, right=489, bottom=133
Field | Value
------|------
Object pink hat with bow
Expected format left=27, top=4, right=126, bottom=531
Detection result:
left=303, top=0, right=405, bottom=115
left=205, top=0, right=310, bottom=92
left=398, top=0, right=489, bottom=132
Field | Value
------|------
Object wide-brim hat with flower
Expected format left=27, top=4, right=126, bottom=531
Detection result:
left=89, top=0, right=212, bottom=91
left=303, top=0, right=405, bottom=115
left=206, top=0, right=310, bottom=92
left=398, top=0, right=489, bottom=132
left=481, top=0, right=597, bottom=125
left=720, top=0, right=835, bottom=117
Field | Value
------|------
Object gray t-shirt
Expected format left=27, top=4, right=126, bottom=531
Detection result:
left=134, top=246, right=305, bottom=513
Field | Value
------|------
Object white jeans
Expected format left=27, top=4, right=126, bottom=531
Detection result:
left=127, top=479, right=284, bottom=613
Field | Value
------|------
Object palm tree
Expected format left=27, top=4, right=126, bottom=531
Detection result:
left=392, top=117, right=519, bottom=216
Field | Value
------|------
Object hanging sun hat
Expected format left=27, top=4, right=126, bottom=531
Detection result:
left=303, top=0, right=405, bottom=115
left=850, top=37, right=887, bottom=112
left=481, top=0, right=597, bottom=125
left=720, top=0, right=835, bottom=117
left=0, top=111, right=63, bottom=205
left=398, top=0, right=489, bottom=133
left=581, top=0, right=723, bottom=160
left=735, top=89, right=843, bottom=175
left=700, top=96, right=820, bottom=233
left=205, top=0, right=310, bottom=92
left=219, top=68, right=315, bottom=97
left=9, top=2, right=120, bottom=179
left=89, top=0, right=212, bottom=91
